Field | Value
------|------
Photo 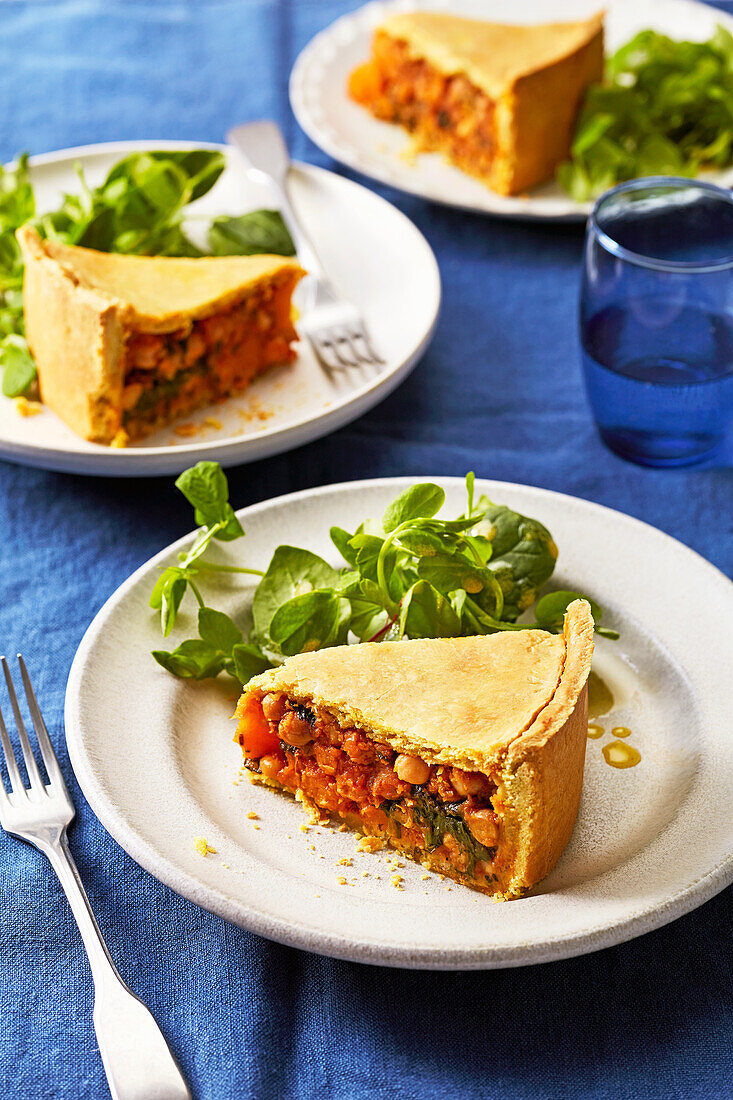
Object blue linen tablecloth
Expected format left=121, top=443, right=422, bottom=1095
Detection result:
left=0, top=2, right=731, bottom=1097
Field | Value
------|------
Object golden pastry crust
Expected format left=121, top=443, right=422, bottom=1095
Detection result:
left=246, top=628, right=566, bottom=772
left=493, top=24, right=605, bottom=195
left=381, top=12, right=604, bottom=101
left=500, top=601, right=594, bottom=896
left=240, top=601, right=594, bottom=899
left=16, top=226, right=304, bottom=443
left=18, top=227, right=126, bottom=442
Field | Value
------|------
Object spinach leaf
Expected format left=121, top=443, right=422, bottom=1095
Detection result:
left=152, top=639, right=226, bottom=680
left=231, top=642, right=273, bottom=684
left=175, top=460, right=244, bottom=539
left=534, top=590, right=619, bottom=639
left=416, top=552, right=488, bottom=596
left=0, top=335, right=36, bottom=397
left=476, top=501, right=558, bottom=621
left=399, top=580, right=461, bottom=639
left=198, top=606, right=243, bottom=652
left=330, top=526, right=359, bottom=568
left=252, top=546, right=341, bottom=644
left=268, top=589, right=345, bottom=656
left=382, top=483, right=445, bottom=533
left=382, top=792, right=496, bottom=875
left=0, top=155, right=33, bottom=365
left=395, top=527, right=456, bottom=557
left=349, top=533, right=395, bottom=585
left=149, top=569, right=188, bottom=638
left=208, top=210, right=295, bottom=257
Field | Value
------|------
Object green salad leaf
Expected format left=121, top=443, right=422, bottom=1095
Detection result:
left=150, top=464, right=615, bottom=685
left=0, top=334, right=36, bottom=398
left=558, top=25, right=733, bottom=200
left=0, top=149, right=294, bottom=396
left=208, top=210, right=295, bottom=256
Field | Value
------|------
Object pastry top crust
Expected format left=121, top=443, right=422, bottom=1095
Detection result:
left=245, top=600, right=594, bottom=772
left=16, top=225, right=304, bottom=334
left=380, top=11, right=604, bottom=100
left=507, top=596, right=594, bottom=768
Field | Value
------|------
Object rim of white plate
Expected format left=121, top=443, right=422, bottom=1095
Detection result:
left=65, top=477, right=733, bottom=968
left=290, top=0, right=733, bottom=221
left=0, top=141, right=440, bottom=476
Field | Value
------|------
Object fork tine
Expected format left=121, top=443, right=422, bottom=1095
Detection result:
left=1, top=656, right=45, bottom=794
left=350, top=324, right=385, bottom=365
left=0, top=698, right=24, bottom=795
left=18, top=656, right=67, bottom=793
left=306, top=333, right=337, bottom=372
left=307, top=333, right=348, bottom=376
left=328, top=332, right=360, bottom=368
left=341, top=331, right=374, bottom=368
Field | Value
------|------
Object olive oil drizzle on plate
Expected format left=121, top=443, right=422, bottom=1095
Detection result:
left=588, top=671, right=615, bottom=719
left=603, top=741, right=642, bottom=769
left=586, top=672, right=640, bottom=766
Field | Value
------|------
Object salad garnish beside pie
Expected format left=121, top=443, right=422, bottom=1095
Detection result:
left=235, top=600, right=594, bottom=899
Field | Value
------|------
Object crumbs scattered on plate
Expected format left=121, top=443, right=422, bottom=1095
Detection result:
left=14, top=396, right=42, bottom=417
left=238, top=400, right=275, bottom=425
left=193, top=836, right=216, bottom=856
left=357, top=835, right=385, bottom=853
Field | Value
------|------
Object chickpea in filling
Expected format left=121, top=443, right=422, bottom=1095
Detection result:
left=236, top=691, right=502, bottom=883
left=349, top=33, right=496, bottom=180
left=121, top=273, right=299, bottom=440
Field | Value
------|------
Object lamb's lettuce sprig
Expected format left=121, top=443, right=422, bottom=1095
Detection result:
left=150, top=463, right=617, bottom=686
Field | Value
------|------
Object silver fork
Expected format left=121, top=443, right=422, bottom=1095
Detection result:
left=227, top=120, right=385, bottom=376
left=0, top=655, right=191, bottom=1100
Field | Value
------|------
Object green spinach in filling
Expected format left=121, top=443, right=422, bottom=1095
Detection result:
left=381, top=790, right=496, bottom=876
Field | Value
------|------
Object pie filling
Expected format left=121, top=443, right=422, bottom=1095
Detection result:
left=236, top=691, right=507, bottom=890
left=121, top=273, right=300, bottom=439
left=349, top=32, right=497, bottom=183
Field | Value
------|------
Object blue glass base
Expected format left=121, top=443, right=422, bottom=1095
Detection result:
left=598, top=426, right=723, bottom=468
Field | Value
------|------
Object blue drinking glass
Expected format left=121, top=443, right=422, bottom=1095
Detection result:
left=580, top=177, right=733, bottom=467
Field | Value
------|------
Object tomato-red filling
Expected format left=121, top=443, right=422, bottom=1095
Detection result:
left=236, top=691, right=503, bottom=882
left=120, top=273, right=300, bottom=439
left=349, top=32, right=497, bottom=180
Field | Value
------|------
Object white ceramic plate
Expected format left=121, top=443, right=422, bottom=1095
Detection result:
left=291, top=0, right=733, bottom=221
left=0, top=141, right=440, bottom=476
left=65, top=477, right=733, bottom=969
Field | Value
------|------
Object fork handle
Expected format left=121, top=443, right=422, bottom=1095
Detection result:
left=227, top=121, right=328, bottom=283
left=43, top=833, right=190, bottom=1100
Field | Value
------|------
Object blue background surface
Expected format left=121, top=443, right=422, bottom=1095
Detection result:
left=0, top=2, right=731, bottom=1097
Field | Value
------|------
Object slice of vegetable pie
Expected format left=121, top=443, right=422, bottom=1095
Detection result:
left=349, top=11, right=604, bottom=196
left=235, top=600, right=594, bottom=899
left=16, top=225, right=304, bottom=444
